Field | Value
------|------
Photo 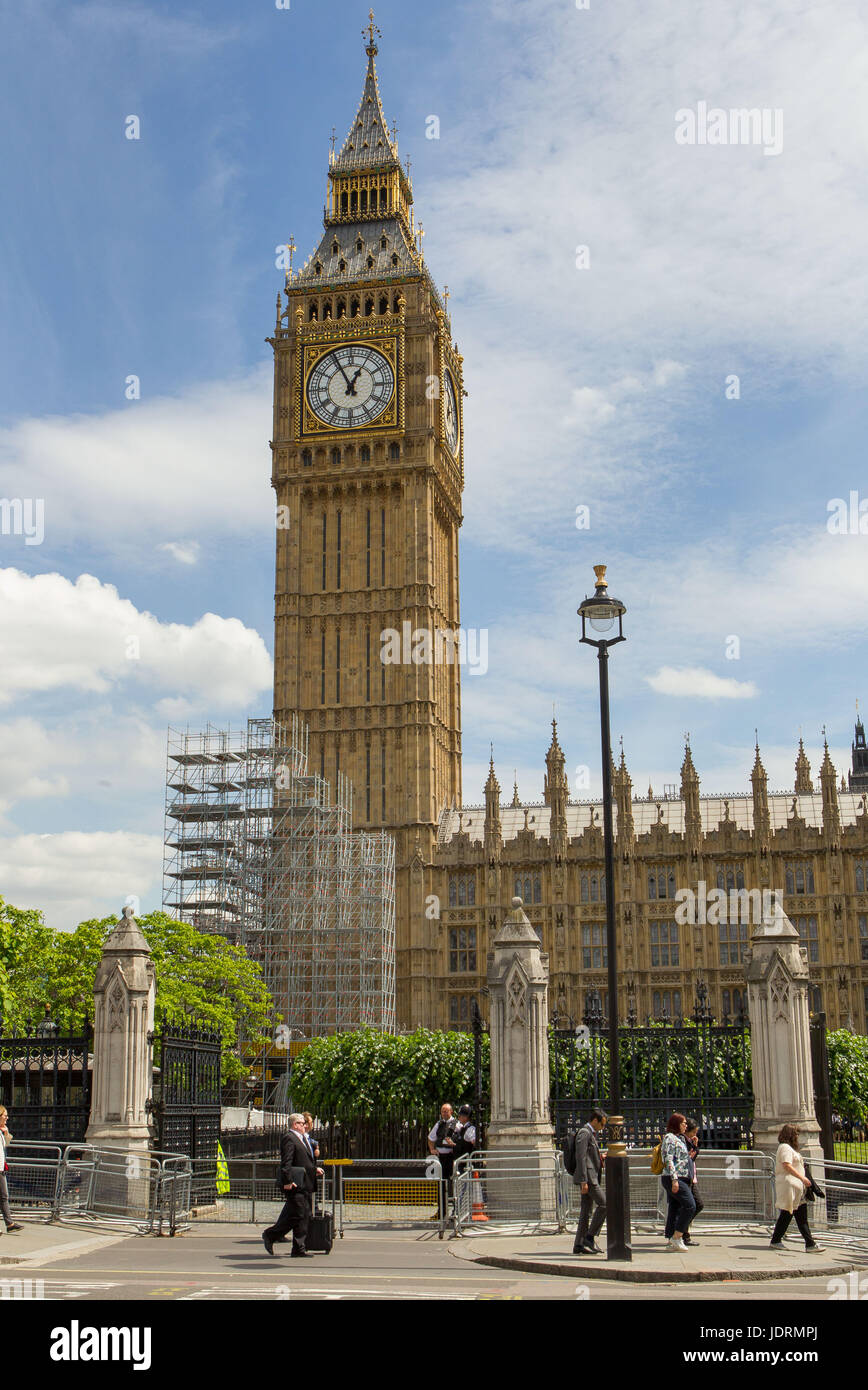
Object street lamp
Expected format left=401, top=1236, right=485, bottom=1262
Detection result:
left=578, top=564, right=631, bottom=1262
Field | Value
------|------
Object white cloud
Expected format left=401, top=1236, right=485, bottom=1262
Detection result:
left=157, top=541, right=201, bottom=566
left=0, top=368, right=272, bottom=554
left=0, top=568, right=272, bottom=706
left=0, top=830, right=163, bottom=932
left=646, top=667, right=758, bottom=699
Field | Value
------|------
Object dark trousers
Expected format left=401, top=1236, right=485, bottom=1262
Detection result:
left=573, top=1178, right=606, bottom=1250
left=662, top=1175, right=697, bottom=1236
left=0, top=1173, right=12, bottom=1227
left=264, top=1189, right=312, bottom=1250
left=771, top=1204, right=815, bottom=1246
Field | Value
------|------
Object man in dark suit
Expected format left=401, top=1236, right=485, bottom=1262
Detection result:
left=572, top=1107, right=607, bottom=1255
left=262, top=1113, right=323, bottom=1257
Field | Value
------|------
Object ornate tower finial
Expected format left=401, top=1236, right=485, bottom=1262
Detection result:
left=364, top=8, right=381, bottom=56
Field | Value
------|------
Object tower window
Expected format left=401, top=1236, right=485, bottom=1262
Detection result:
left=389, top=442, right=400, bottom=460
left=339, top=260, right=347, bottom=275
left=381, top=507, right=386, bottom=585
left=381, top=743, right=386, bottom=821
left=650, top=922, right=679, bottom=967
left=379, top=295, right=388, bottom=315
left=367, top=256, right=374, bottom=270
left=365, top=628, right=371, bottom=703
left=351, top=297, right=360, bottom=318
left=351, top=191, right=358, bottom=214
left=360, top=189, right=368, bottom=213
left=335, top=631, right=341, bottom=702
left=360, top=445, right=371, bottom=463
left=795, top=916, right=819, bottom=962
left=321, top=513, right=327, bottom=590
left=336, top=298, right=346, bottom=318
left=323, top=301, right=332, bottom=320
left=356, top=237, right=364, bottom=253
left=365, top=744, right=371, bottom=822
left=331, top=239, right=339, bottom=256
left=341, top=192, right=348, bottom=215
left=365, top=297, right=374, bottom=315
left=331, top=446, right=341, bottom=467
left=302, top=449, right=312, bottom=467
left=314, top=261, right=322, bottom=275
left=365, top=508, right=371, bottom=585
left=449, top=928, right=477, bottom=973
left=785, top=862, right=815, bottom=895
left=336, top=508, right=342, bottom=589
left=855, top=860, right=868, bottom=893
left=380, top=235, right=387, bottom=250
left=380, top=187, right=388, bottom=212
left=308, top=304, right=318, bottom=321
left=320, top=629, right=326, bottom=705
left=391, top=253, right=399, bottom=268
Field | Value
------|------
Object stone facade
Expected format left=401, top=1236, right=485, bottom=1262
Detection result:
left=271, top=28, right=868, bottom=1034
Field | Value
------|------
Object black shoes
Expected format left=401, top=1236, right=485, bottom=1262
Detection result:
left=291, top=1246, right=312, bottom=1258
left=262, top=1233, right=275, bottom=1256
left=5, top=1224, right=23, bottom=1233
left=573, top=1239, right=601, bottom=1254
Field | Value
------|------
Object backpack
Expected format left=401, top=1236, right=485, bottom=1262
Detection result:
left=650, top=1135, right=664, bottom=1175
left=563, top=1131, right=578, bottom=1176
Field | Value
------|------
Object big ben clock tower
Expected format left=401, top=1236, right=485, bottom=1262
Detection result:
left=270, top=14, right=464, bottom=1025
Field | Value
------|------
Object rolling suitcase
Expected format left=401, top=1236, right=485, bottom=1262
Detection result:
left=306, top=1206, right=334, bottom=1254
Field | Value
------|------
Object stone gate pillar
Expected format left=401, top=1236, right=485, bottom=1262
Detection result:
left=85, top=906, right=156, bottom=1155
left=745, top=896, right=822, bottom=1164
left=486, top=897, right=554, bottom=1152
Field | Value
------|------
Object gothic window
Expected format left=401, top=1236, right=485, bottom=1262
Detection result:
left=379, top=295, right=388, bottom=315
left=392, top=293, right=401, bottom=311
left=650, top=921, right=679, bottom=966
left=580, top=872, right=606, bottom=903
left=795, top=916, right=819, bottom=963
left=360, top=188, right=368, bottom=213
left=785, top=862, right=815, bottom=895
left=356, top=237, right=364, bottom=253
left=809, top=984, right=823, bottom=1014
left=381, top=742, right=386, bottom=822
left=380, top=507, right=386, bottom=585
left=331, top=239, right=339, bottom=256
left=449, top=928, right=477, bottom=974
left=716, top=863, right=745, bottom=891
left=581, top=924, right=607, bottom=970
left=302, top=449, right=312, bottom=467
left=722, top=988, right=745, bottom=1020
left=319, top=628, right=326, bottom=705
left=351, top=297, right=361, bottom=318
left=335, top=630, right=340, bottom=703
left=449, top=874, right=476, bottom=907
left=365, top=629, right=371, bottom=704
left=340, top=191, right=348, bottom=215
left=380, top=187, right=388, bottom=211
left=360, top=445, right=371, bottom=463
left=335, top=507, right=342, bottom=588
left=321, top=514, right=327, bottom=591
left=365, top=744, right=371, bottom=823
left=365, top=297, right=374, bottom=315
left=380, top=235, right=387, bottom=249
left=367, top=256, right=375, bottom=270
left=449, top=995, right=471, bottom=1031
left=647, top=865, right=677, bottom=900
left=331, top=447, right=341, bottom=467
left=314, top=261, right=322, bottom=275
left=718, top=920, right=748, bottom=965
left=652, top=990, right=682, bottom=1020
left=350, top=191, right=358, bottom=214
left=336, top=298, right=346, bottom=319
left=323, top=301, right=333, bottom=320
left=391, top=253, right=399, bottom=268
left=854, top=860, right=868, bottom=893
left=859, top=915, right=868, bottom=961
left=389, top=442, right=400, bottom=460
left=308, top=304, right=318, bottom=321
left=513, top=874, right=541, bottom=904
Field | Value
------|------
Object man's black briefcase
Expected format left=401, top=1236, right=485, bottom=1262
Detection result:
left=306, top=1210, right=334, bottom=1254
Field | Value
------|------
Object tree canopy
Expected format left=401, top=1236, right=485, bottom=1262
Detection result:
left=0, top=899, right=272, bottom=1081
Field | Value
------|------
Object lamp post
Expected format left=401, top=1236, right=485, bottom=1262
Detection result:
left=578, top=563, right=631, bottom=1262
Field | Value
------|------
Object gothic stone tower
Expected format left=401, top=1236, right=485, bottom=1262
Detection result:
left=270, top=17, right=464, bottom=1026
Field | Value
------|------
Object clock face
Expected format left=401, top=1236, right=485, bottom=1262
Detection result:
left=444, top=370, right=460, bottom=455
left=306, top=344, right=395, bottom=429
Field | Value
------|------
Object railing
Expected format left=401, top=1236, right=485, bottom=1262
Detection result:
left=6, top=1141, right=192, bottom=1235
left=453, top=1150, right=568, bottom=1236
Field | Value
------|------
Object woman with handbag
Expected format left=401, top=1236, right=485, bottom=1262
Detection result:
left=661, top=1112, right=696, bottom=1252
left=0, top=1107, right=24, bottom=1234
left=770, top=1124, right=823, bottom=1251
left=683, top=1118, right=704, bottom=1247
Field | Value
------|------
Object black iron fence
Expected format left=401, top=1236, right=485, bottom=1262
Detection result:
left=150, top=1020, right=221, bottom=1201
left=0, top=1018, right=91, bottom=1141
left=550, top=1002, right=753, bottom=1148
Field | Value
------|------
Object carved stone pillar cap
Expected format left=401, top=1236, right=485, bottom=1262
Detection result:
left=493, top=897, right=539, bottom=946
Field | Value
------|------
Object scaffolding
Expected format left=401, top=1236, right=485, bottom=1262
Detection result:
left=163, top=717, right=396, bottom=1037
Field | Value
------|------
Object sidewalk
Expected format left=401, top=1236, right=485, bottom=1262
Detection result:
left=450, top=1229, right=868, bottom=1283
left=0, top=1217, right=130, bottom=1267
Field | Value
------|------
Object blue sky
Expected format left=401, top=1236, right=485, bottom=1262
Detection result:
left=1, top=0, right=867, bottom=926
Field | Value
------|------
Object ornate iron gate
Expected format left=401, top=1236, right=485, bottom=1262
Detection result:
left=151, top=1021, right=221, bottom=1193
left=551, top=991, right=752, bottom=1148
left=0, top=1018, right=91, bottom=1141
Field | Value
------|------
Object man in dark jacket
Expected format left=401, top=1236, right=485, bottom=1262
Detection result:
left=262, top=1113, right=323, bottom=1257
left=572, top=1107, right=607, bottom=1254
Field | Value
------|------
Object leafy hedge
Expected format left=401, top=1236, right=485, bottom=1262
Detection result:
left=291, top=1024, right=868, bottom=1123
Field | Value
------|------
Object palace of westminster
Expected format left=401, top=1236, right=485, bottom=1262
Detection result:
left=263, top=18, right=868, bottom=1037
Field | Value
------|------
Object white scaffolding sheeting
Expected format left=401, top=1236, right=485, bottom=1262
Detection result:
left=163, top=716, right=395, bottom=1037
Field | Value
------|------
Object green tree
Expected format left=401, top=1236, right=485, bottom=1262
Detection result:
left=827, top=1029, right=868, bottom=1121
left=0, top=900, right=272, bottom=1082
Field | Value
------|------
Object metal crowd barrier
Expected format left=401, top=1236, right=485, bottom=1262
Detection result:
left=181, top=1157, right=448, bottom=1237
left=625, top=1149, right=777, bottom=1229
left=5, top=1141, right=193, bottom=1235
left=453, top=1150, right=568, bottom=1236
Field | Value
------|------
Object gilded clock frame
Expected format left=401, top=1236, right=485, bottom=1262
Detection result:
left=436, top=313, right=464, bottom=479
left=295, top=315, right=403, bottom=440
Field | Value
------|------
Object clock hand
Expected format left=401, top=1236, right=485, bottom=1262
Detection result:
left=336, top=362, right=355, bottom=393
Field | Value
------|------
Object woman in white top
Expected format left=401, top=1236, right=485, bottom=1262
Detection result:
left=770, top=1123, right=821, bottom=1251
left=0, top=1106, right=24, bottom=1234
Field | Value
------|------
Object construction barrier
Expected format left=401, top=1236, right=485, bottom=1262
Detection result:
left=452, top=1149, right=568, bottom=1235
left=5, top=1141, right=193, bottom=1235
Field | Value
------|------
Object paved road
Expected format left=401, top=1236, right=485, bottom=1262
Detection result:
left=9, top=1225, right=858, bottom=1301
